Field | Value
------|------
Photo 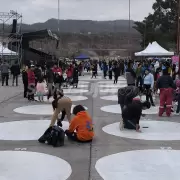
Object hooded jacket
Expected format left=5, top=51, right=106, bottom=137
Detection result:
left=68, top=111, right=94, bottom=141
left=118, top=86, right=139, bottom=105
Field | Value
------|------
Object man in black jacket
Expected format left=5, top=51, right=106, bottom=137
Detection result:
left=11, top=61, right=20, bottom=86
left=118, top=86, right=139, bottom=111
left=122, top=100, right=151, bottom=132
left=22, top=66, right=28, bottom=98
left=46, top=66, right=54, bottom=100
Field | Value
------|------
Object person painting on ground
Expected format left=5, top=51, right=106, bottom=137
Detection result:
left=51, top=89, right=67, bottom=127
left=118, top=86, right=139, bottom=111
left=121, top=99, right=151, bottom=132
left=156, top=69, right=176, bottom=117
left=65, top=105, right=94, bottom=142
left=49, top=90, right=72, bottom=127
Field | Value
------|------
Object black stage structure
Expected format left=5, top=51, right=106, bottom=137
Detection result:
left=8, top=29, right=59, bottom=66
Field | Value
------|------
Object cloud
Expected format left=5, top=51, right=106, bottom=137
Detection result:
left=0, top=0, right=155, bottom=24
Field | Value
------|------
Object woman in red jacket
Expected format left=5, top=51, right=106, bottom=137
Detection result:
left=66, top=66, right=73, bottom=84
left=27, top=65, right=36, bottom=101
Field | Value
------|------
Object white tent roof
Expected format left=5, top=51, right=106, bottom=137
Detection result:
left=135, top=41, right=174, bottom=56
left=135, top=43, right=152, bottom=56
left=0, top=43, right=17, bottom=55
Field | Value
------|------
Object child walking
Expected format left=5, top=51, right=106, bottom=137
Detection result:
left=36, top=77, right=46, bottom=102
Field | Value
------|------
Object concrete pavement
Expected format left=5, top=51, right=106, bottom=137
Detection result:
left=0, top=75, right=180, bottom=180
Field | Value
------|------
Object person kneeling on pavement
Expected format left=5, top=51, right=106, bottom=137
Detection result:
left=121, top=98, right=151, bottom=132
left=118, top=86, right=139, bottom=111
left=65, top=105, right=94, bottom=143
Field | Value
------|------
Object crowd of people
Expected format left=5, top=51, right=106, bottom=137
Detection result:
left=1, top=58, right=180, bottom=143
left=21, top=63, right=79, bottom=101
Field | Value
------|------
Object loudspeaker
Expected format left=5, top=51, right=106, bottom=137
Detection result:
left=11, top=19, right=17, bottom=34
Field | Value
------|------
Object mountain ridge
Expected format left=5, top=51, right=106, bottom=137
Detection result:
left=19, top=18, right=137, bottom=34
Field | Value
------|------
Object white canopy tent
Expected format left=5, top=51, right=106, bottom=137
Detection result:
left=135, top=41, right=174, bottom=56
left=0, top=43, right=17, bottom=56
left=134, top=43, right=152, bottom=56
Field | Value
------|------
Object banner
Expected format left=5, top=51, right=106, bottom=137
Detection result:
left=172, top=56, right=179, bottom=65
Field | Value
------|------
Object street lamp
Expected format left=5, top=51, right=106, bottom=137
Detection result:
left=58, top=0, right=60, bottom=32
left=128, top=0, right=131, bottom=58
left=177, top=0, right=180, bottom=75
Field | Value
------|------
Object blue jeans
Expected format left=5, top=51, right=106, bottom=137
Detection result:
left=176, top=94, right=180, bottom=113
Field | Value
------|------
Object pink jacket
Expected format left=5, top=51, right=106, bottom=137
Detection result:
left=36, top=82, right=46, bottom=93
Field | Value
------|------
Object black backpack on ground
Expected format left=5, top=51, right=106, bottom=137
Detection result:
left=38, top=126, right=65, bottom=147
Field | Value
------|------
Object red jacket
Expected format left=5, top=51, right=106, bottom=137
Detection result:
left=27, top=70, right=35, bottom=85
left=52, top=67, right=62, bottom=74
left=66, top=68, right=73, bottom=78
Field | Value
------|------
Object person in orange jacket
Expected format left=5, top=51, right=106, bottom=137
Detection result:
left=65, top=105, right=94, bottom=142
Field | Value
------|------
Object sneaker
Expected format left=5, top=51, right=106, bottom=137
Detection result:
left=175, top=113, right=180, bottom=116
left=57, top=120, right=63, bottom=127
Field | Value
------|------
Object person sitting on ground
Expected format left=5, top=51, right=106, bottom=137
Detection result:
left=65, top=105, right=94, bottom=142
left=121, top=99, right=151, bottom=132
left=118, top=86, right=139, bottom=111
left=52, top=89, right=68, bottom=127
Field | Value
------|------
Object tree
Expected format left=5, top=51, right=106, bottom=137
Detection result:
left=133, top=0, right=178, bottom=49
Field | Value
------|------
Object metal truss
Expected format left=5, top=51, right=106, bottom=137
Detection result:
left=0, top=11, right=22, bottom=65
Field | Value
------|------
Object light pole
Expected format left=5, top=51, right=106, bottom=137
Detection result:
left=177, top=0, right=180, bottom=75
left=58, top=0, right=60, bottom=32
left=128, top=0, right=131, bottom=58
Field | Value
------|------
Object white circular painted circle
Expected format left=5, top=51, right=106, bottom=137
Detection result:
left=0, top=120, right=69, bottom=140
left=0, top=151, right=72, bottom=180
left=14, top=105, right=88, bottom=115
left=79, top=81, right=90, bottom=84
left=75, top=84, right=88, bottom=88
left=95, top=150, right=180, bottom=180
left=98, top=80, right=126, bottom=84
left=100, top=89, right=120, bottom=93
left=79, top=76, right=102, bottom=81
left=103, top=120, right=180, bottom=140
left=99, top=83, right=127, bottom=88
left=101, top=104, right=158, bottom=114
left=63, top=89, right=88, bottom=94
left=100, top=95, right=155, bottom=101
left=34, top=95, right=88, bottom=102
left=100, top=95, right=117, bottom=101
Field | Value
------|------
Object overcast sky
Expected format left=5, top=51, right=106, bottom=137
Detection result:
left=1, top=0, right=155, bottom=24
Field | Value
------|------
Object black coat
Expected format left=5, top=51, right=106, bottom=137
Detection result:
left=46, top=69, right=54, bottom=83
left=122, top=100, right=142, bottom=129
left=73, top=67, right=79, bottom=83
left=22, top=70, right=28, bottom=84
left=11, top=64, right=20, bottom=76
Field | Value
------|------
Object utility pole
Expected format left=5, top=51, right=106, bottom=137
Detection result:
left=128, top=0, right=131, bottom=59
left=177, top=0, right=180, bottom=74
left=58, top=0, right=60, bottom=32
